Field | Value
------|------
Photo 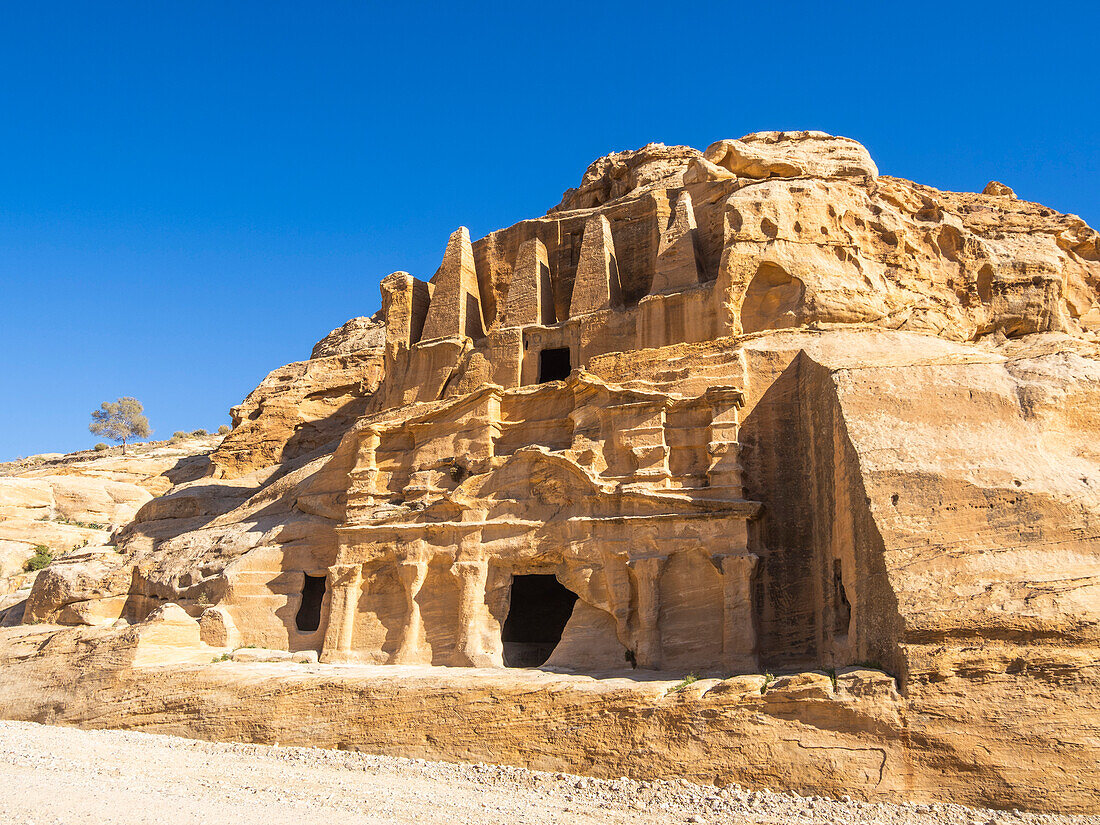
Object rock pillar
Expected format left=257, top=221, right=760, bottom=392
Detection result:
left=502, top=237, right=554, bottom=327
left=380, top=270, right=431, bottom=349
left=420, top=227, right=486, bottom=341
left=628, top=554, right=667, bottom=669
left=451, top=556, right=500, bottom=667
left=320, top=563, right=362, bottom=663
left=651, top=190, right=702, bottom=294
left=716, top=553, right=759, bottom=672
left=394, top=548, right=430, bottom=664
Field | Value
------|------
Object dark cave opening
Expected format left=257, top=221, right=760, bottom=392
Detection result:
left=538, top=347, right=572, bottom=383
left=295, top=573, right=327, bottom=633
left=501, top=574, right=578, bottom=667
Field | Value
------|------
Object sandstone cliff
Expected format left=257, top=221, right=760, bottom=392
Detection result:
left=3, top=131, right=1099, bottom=812
left=0, top=437, right=219, bottom=624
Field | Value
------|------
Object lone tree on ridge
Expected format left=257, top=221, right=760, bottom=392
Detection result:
left=89, top=397, right=151, bottom=454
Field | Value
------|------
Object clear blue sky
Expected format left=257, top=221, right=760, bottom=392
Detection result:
left=1, top=1, right=1097, bottom=460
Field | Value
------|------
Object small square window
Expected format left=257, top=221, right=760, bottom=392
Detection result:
left=538, top=347, right=571, bottom=383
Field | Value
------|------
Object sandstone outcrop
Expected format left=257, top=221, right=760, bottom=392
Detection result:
left=211, top=320, right=385, bottom=478
left=0, top=437, right=219, bottom=623
left=3, top=131, right=1100, bottom=812
left=310, top=313, right=386, bottom=358
left=704, top=130, right=879, bottom=180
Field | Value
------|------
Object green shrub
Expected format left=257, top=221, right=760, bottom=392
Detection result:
left=170, top=431, right=188, bottom=443
left=667, top=673, right=700, bottom=694
left=217, top=424, right=230, bottom=435
left=24, top=545, right=54, bottom=572
left=52, top=516, right=106, bottom=530
left=191, top=428, right=208, bottom=437
left=93, top=443, right=109, bottom=452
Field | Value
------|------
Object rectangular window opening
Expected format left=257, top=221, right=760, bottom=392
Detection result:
left=538, top=347, right=571, bottom=383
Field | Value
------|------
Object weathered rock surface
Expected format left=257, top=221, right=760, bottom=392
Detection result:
left=310, top=314, right=386, bottom=359
left=983, top=180, right=1017, bottom=197
left=0, top=621, right=1097, bottom=813
left=212, top=337, right=384, bottom=479
left=0, top=437, right=219, bottom=622
left=3, top=131, right=1099, bottom=812
left=705, top=130, right=879, bottom=180
left=553, top=142, right=702, bottom=212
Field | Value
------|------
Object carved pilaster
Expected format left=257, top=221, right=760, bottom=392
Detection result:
left=472, top=391, right=503, bottom=466
left=394, top=546, right=430, bottom=664
left=705, top=386, right=745, bottom=496
left=355, top=426, right=382, bottom=504
left=715, top=553, right=759, bottom=672
left=599, top=549, right=634, bottom=651
left=451, top=558, right=499, bottom=667
left=628, top=554, right=667, bottom=669
left=320, top=563, right=362, bottom=663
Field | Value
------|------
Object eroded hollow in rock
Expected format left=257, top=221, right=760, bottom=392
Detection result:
left=501, top=574, right=578, bottom=667
left=740, top=263, right=805, bottom=333
left=833, top=559, right=851, bottom=638
left=538, top=347, right=572, bottom=383
left=295, top=573, right=327, bottom=633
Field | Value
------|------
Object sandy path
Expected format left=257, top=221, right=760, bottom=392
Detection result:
left=0, top=721, right=1093, bottom=825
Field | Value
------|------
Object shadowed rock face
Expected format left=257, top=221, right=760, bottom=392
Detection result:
left=8, top=132, right=1100, bottom=812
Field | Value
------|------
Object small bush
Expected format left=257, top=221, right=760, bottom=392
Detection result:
left=668, top=673, right=700, bottom=694
left=170, top=431, right=188, bottom=443
left=24, top=545, right=54, bottom=572
left=446, top=458, right=470, bottom=483
left=93, top=443, right=109, bottom=452
left=191, top=428, right=208, bottom=437
left=761, top=672, right=775, bottom=694
left=217, top=424, right=230, bottom=435
left=52, top=516, right=107, bottom=530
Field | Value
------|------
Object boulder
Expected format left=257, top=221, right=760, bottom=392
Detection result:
left=705, top=131, right=879, bottom=180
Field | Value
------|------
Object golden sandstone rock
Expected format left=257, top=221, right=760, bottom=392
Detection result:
left=0, top=437, right=219, bottom=623
left=2, top=131, right=1099, bottom=812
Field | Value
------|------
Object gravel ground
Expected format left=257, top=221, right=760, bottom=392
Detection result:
left=0, top=721, right=1095, bottom=825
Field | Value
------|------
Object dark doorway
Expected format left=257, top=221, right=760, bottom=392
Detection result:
left=295, top=573, right=327, bottom=632
left=538, top=347, right=571, bottom=383
left=501, top=574, right=578, bottom=667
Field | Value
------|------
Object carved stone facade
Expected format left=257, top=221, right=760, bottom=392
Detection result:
left=322, top=373, right=761, bottom=671
left=210, top=131, right=1098, bottom=674
left=25, top=131, right=1100, bottom=685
